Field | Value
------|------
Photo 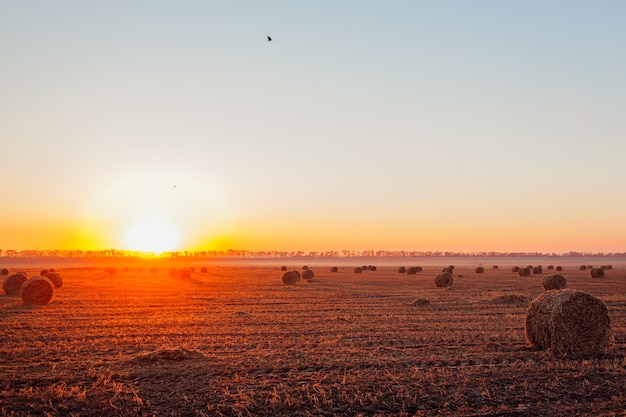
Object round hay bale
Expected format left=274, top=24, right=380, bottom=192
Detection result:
left=354, top=267, right=363, bottom=274
left=397, top=266, right=406, bottom=273
left=179, top=269, right=192, bottom=279
left=407, top=267, right=421, bottom=275
left=1, top=268, right=9, bottom=276
left=435, top=272, right=453, bottom=288
left=3, top=273, right=27, bottom=296
left=442, top=267, right=453, bottom=274
left=368, top=265, right=377, bottom=271
left=512, top=266, right=520, bottom=272
left=543, top=274, right=567, bottom=290
left=525, top=289, right=612, bottom=357
left=330, top=266, right=338, bottom=272
left=302, top=266, right=309, bottom=270
left=302, top=269, right=314, bottom=280
left=590, top=268, right=604, bottom=278
left=280, top=266, right=288, bottom=271
left=20, top=276, right=55, bottom=306
left=556, top=266, right=563, bottom=272
left=519, top=267, right=531, bottom=277
left=475, top=266, right=485, bottom=274
left=200, top=267, right=208, bottom=273
left=492, top=265, right=499, bottom=270
left=547, top=265, right=554, bottom=270
left=532, top=266, right=543, bottom=274
left=44, top=272, right=63, bottom=288
left=579, top=265, right=587, bottom=271
left=282, top=271, right=299, bottom=285
left=40, top=269, right=49, bottom=277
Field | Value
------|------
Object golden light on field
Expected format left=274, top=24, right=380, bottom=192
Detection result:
left=124, top=214, right=180, bottom=254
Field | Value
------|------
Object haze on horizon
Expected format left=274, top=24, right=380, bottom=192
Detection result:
left=1, top=2, right=626, bottom=254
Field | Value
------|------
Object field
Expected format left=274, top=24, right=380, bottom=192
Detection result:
left=2, top=258, right=626, bottom=416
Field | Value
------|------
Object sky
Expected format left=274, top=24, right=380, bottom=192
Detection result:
left=1, top=1, right=626, bottom=254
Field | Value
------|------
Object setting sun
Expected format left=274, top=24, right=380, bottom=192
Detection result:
left=124, top=215, right=180, bottom=254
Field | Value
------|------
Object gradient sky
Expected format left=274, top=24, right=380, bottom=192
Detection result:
left=2, top=1, right=626, bottom=253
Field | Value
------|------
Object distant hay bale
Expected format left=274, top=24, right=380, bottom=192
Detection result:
left=150, top=267, right=158, bottom=274
left=330, top=267, right=338, bottom=272
left=519, top=267, right=531, bottom=277
left=20, top=276, right=55, bottom=306
left=105, top=267, right=117, bottom=275
left=442, top=267, right=453, bottom=274
left=200, top=267, right=208, bottom=273
left=604, top=265, right=613, bottom=270
left=590, top=268, right=605, bottom=278
left=543, top=274, right=567, bottom=290
left=580, top=265, right=587, bottom=271
left=282, top=271, right=300, bottom=285
left=1, top=268, right=8, bottom=276
left=368, top=265, right=377, bottom=271
left=435, top=272, right=453, bottom=288
left=397, top=266, right=406, bottom=273
left=512, top=266, right=520, bottom=272
left=407, top=267, right=418, bottom=275
left=179, top=269, right=192, bottom=279
left=556, top=266, right=563, bottom=272
left=525, top=289, right=613, bottom=357
left=3, top=274, right=27, bottom=296
left=492, top=265, right=499, bottom=270
left=280, top=266, right=288, bottom=271
left=547, top=265, right=554, bottom=270
left=44, top=272, right=63, bottom=288
left=532, top=266, right=543, bottom=274
left=587, top=265, right=593, bottom=269
left=302, top=269, right=315, bottom=280
left=302, top=266, right=309, bottom=270
left=354, top=267, right=363, bottom=274
left=475, top=266, right=485, bottom=274
left=40, top=269, right=49, bottom=277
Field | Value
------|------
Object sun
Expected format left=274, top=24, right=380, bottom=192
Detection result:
left=125, top=215, right=181, bottom=254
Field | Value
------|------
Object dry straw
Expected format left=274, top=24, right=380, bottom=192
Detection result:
left=435, top=272, right=453, bottom=288
left=542, top=274, right=567, bottom=290
left=282, top=271, right=300, bottom=285
left=20, top=276, right=55, bottom=305
left=44, top=272, right=63, bottom=288
left=590, top=268, right=605, bottom=278
left=525, top=289, right=613, bottom=357
left=3, top=274, right=27, bottom=296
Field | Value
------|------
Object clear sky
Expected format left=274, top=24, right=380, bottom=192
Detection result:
left=2, top=1, right=626, bottom=254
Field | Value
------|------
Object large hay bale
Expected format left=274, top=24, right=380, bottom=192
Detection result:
left=282, top=271, right=299, bottom=285
left=368, top=265, right=377, bottom=271
left=435, top=272, right=453, bottom=288
left=579, top=265, right=587, bottom=271
left=44, top=272, right=63, bottom=288
left=512, top=266, right=520, bottom=272
left=1, top=268, right=9, bottom=276
left=354, top=267, right=363, bottom=274
left=302, top=269, right=315, bottom=280
left=590, top=268, right=604, bottom=278
left=397, top=266, right=406, bottom=273
left=532, top=265, right=543, bottom=274
left=3, top=274, right=27, bottom=296
left=556, top=266, right=563, bottom=272
left=407, top=267, right=418, bottom=275
left=20, top=276, right=55, bottom=305
left=40, top=269, right=49, bottom=277
left=525, top=289, right=612, bottom=357
left=330, top=267, right=338, bottom=272
left=519, top=267, right=531, bottom=277
left=492, top=265, right=499, bottom=270
left=280, top=266, right=288, bottom=271
left=475, top=266, right=485, bottom=274
left=543, top=274, right=566, bottom=290
left=547, top=265, right=554, bottom=270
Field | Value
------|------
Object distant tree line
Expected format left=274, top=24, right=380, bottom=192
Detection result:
left=1, top=249, right=626, bottom=259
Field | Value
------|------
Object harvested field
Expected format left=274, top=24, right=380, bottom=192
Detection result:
left=1, top=259, right=626, bottom=416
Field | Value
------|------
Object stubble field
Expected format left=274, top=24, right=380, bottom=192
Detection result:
left=1, top=259, right=626, bottom=416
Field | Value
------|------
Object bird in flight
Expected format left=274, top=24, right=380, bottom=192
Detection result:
left=267, top=35, right=272, bottom=41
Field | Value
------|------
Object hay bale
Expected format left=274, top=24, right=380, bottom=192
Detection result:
left=20, top=276, right=55, bottom=305
left=40, top=269, right=49, bottom=277
left=556, top=266, right=563, bottom=272
left=44, top=272, right=63, bottom=288
left=200, top=267, right=208, bottom=273
left=475, top=266, right=485, bottom=274
left=397, top=266, right=406, bottom=273
left=492, top=265, right=499, bottom=270
left=179, top=269, right=192, bottom=279
left=280, top=266, right=288, bottom=271
left=442, top=267, right=453, bottom=274
left=532, top=266, right=543, bottom=274
left=407, top=267, right=419, bottom=275
left=512, top=266, right=520, bottom=272
left=0, top=268, right=8, bottom=276
left=354, top=267, right=363, bottom=274
left=150, top=267, right=158, bottom=274
left=435, top=272, right=453, bottom=288
left=590, top=268, right=604, bottom=278
left=105, top=267, right=117, bottom=275
left=543, top=274, right=566, bottom=290
left=302, top=269, right=314, bottom=280
left=282, top=271, right=299, bottom=285
left=330, top=267, right=338, bottom=272
left=547, top=265, right=554, bottom=270
left=579, top=265, right=587, bottom=271
left=368, top=265, right=377, bottom=271
left=302, top=266, right=309, bottom=270
left=3, top=273, right=27, bottom=296
left=519, top=267, right=531, bottom=277
left=525, top=289, right=613, bottom=356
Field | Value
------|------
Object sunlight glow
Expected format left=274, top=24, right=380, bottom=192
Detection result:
left=125, top=215, right=180, bottom=254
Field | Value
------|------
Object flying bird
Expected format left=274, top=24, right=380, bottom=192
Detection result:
left=267, top=35, right=272, bottom=41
